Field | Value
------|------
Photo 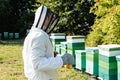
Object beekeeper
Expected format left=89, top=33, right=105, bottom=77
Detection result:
left=22, top=5, right=74, bottom=80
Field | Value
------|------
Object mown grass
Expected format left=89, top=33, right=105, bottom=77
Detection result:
left=0, top=42, right=94, bottom=80
left=0, top=44, right=26, bottom=80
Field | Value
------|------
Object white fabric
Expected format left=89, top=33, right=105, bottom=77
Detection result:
left=37, top=6, right=47, bottom=29
left=22, top=28, right=63, bottom=80
left=32, top=6, right=47, bottom=29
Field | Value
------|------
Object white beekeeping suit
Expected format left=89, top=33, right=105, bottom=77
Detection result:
left=22, top=5, right=74, bottom=80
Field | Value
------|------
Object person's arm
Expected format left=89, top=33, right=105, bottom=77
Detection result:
left=31, top=35, right=63, bottom=71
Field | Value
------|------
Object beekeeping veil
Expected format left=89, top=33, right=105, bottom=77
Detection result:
left=31, top=5, right=60, bottom=34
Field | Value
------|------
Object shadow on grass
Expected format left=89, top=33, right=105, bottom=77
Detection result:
left=0, top=39, right=24, bottom=45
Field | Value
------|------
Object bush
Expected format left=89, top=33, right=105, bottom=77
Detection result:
left=86, top=1, right=120, bottom=46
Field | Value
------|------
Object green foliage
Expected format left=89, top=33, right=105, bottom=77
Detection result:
left=86, top=0, right=120, bottom=46
left=38, top=0, right=95, bottom=35
left=0, top=0, right=12, bottom=31
left=0, top=0, right=40, bottom=36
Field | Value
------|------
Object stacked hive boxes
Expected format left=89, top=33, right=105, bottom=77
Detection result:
left=60, top=42, right=68, bottom=55
left=4, top=32, right=8, bottom=39
left=85, top=47, right=99, bottom=76
left=75, top=50, right=86, bottom=71
left=0, top=33, right=2, bottom=39
left=9, top=33, right=14, bottom=39
left=50, top=33, right=66, bottom=50
left=55, top=45, right=61, bottom=54
left=14, top=33, right=19, bottom=39
left=67, top=36, right=85, bottom=66
left=116, top=56, right=120, bottom=80
left=98, top=44, right=120, bottom=80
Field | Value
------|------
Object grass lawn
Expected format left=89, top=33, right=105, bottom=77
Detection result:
left=0, top=40, right=95, bottom=80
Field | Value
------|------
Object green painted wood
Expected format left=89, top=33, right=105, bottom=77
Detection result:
left=60, top=42, right=67, bottom=48
left=52, top=39, right=66, bottom=50
left=67, top=35, right=85, bottom=39
left=99, top=54, right=116, bottom=63
left=50, top=33, right=66, bottom=50
left=75, top=50, right=86, bottom=71
left=85, top=47, right=99, bottom=76
left=51, top=33, right=66, bottom=36
left=4, top=32, right=8, bottom=39
left=9, top=33, right=14, bottom=39
left=67, top=42, right=85, bottom=49
left=60, top=42, right=67, bottom=55
left=99, top=72, right=117, bottom=80
left=52, top=39, right=66, bottom=44
left=67, top=49, right=77, bottom=66
left=99, top=60, right=117, bottom=69
left=99, top=66, right=117, bottom=75
left=118, top=73, right=120, bottom=80
left=98, top=44, right=120, bottom=51
left=55, top=45, right=61, bottom=54
left=99, top=54, right=117, bottom=80
left=15, top=33, right=19, bottom=39
left=116, top=56, right=120, bottom=80
left=0, top=33, right=2, bottom=39
left=61, top=48, right=67, bottom=55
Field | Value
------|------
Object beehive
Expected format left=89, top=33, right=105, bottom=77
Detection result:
left=60, top=42, right=67, bottom=55
left=98, top=44, right=120, bottom=80
left=0, top=33, right=2, bottom=39
left=4, top=32, right=8, bottom=39
left=116, top=56, right=120, bottom=80
left=67, top=36, right=85, bottom=66
left=9, top=33, right=14, bottom=39
left=85, top=47, right=99, bottom=76
left=15, top=33, right=19, bottom=39
left=75, top=50, right=86, bottom=71
left=55, top=45, right=61, bottom=54
left=50, top=33, right=66, bottom=50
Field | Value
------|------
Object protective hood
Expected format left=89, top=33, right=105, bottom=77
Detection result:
left=31, top=5, right=60, bottom=34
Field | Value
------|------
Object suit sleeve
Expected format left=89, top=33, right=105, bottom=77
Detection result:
left=31, top=35, right=63, bottom=71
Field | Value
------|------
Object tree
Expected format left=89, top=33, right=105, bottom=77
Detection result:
left=0, top=0, right=40, bottom=37
left=0, top=0, right=12, bottom=32
left=9, top=0, right=40, bottom=36
left=86, top=0, right=120, bottom=46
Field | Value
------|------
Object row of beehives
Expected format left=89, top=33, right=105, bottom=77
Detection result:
left=0, top=32, right=19, bottom=39
left=50, top=33, right=120, bottom=80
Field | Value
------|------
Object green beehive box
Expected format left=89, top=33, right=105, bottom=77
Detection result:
left=67, top=42, right=85, bottom=50
left=4, top=32, right=8, bottom=39
left=85, top=47, right=99, bottom=76
left=0, top=33, right=2, bottom=39
left=116, top=56, right=120, bottom=80
left=98, top=44, right=120, bottom=80
left=67, top=35, right=85, bottom=41
left=99, top=55, right=117, bottom=80
left=26, top=29, right=30, bottom=35
left=98, top=44, right=120, bottom=56
left=60, top=42, right=67, bottom=48
left=75, top=50, right=86, bottom=71
left=55, top=45, right=61, bottom=54
left=50, top=33, right=66, bottom=50
left=66, top=36, right=85, bottom=66
left=9, top=33, right=14, bottom=39
left=67, top=48, right=82, bottom=66
left=67, top=35, right=85, bottom=50
left=67, top=49, right=76, bottom=65
left=60, top=42, right=67, bottom=55
left=15, top=33, right=19, bottom=39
